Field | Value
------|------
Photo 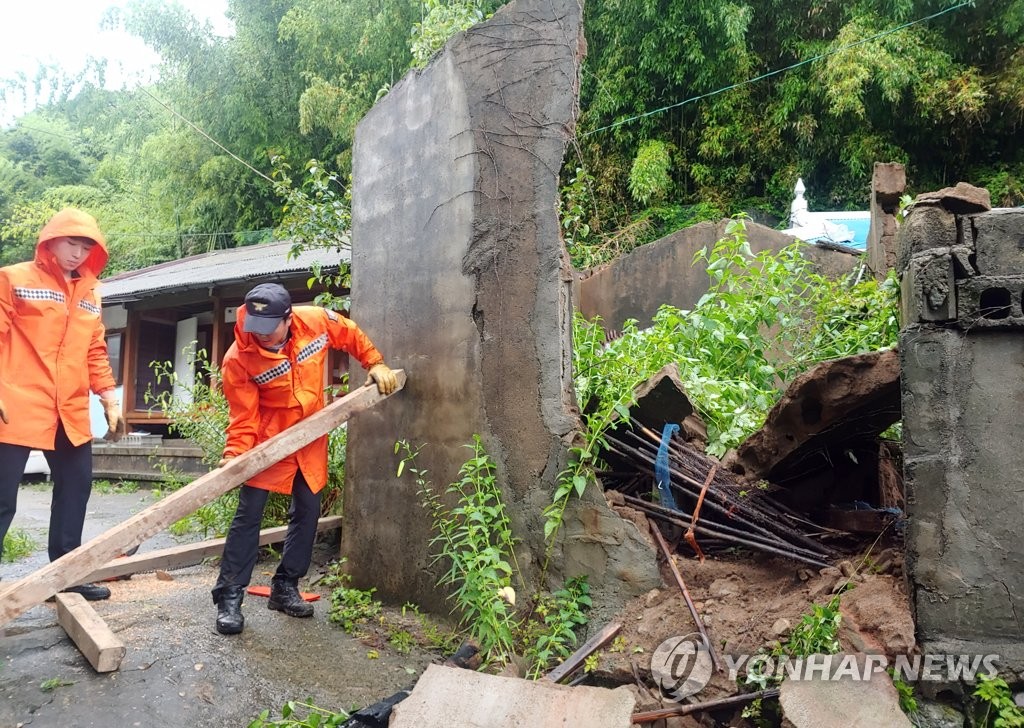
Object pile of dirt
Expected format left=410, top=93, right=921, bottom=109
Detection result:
left=587, top=539, right=913, bottom=721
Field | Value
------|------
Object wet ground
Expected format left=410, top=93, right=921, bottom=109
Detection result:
left=1, top=484, right=436, bottom=728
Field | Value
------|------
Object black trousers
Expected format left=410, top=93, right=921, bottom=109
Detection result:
left=0, top=422, right=93, bottom=563
left=212, top=471, right=322, bottom=603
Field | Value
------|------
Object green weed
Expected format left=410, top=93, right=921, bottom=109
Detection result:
left=2, top=527, right=37, bottom=562
left=92, top=479, right=140, bottom=495
left=248, top=699, right=351, bottom=728
left=974, top=674, right=1024, bottom=727
left=405, top=436, right=521, bottom=665
left=323, top=562, right=383, bottom=636
left=39, top=677, right=73, bottom=692
left=397, top=438, right=591, bottom=672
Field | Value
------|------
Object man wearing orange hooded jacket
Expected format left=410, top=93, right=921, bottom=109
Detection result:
left=0, top=208, right=123, bottom=600
left=213, top=282, right=397, bottom=635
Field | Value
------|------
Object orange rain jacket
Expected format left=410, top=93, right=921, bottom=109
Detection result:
left=0, top=209, right=116, bottom=450
left=221, top=305, right=384, bottom=494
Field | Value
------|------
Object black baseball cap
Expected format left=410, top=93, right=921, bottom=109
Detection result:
left=243, top=283, right=292, bottom=335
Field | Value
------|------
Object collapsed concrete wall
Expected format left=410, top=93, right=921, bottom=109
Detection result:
left=344, top=0, right=659, bottom=613
left=898, top=186, right=1024, bottom=675
left=577, top=219, right=860, bottom=333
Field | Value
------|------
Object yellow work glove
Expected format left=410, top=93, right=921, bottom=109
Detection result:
left=0, top=396, right=8, bottom=425
left=217, top=455, right=235, bottom=468
left=365, top=363, right=398, bottom=395
left=101, top=397, right=126, bottom=442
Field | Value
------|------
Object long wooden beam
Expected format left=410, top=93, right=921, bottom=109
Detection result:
left=0, top=372, right=404, bottom=625
left=86, top=516, right=343, bottom=582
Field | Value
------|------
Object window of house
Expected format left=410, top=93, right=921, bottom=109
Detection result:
left=105, top=332, right=123, bottom=386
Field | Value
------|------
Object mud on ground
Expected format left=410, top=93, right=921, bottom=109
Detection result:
left=1, top=487, right=442, bottom=728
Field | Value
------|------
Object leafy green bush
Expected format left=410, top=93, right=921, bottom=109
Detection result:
left=572, top=217, right=898, bottom=458
left=407, top=436, right=521, bottom=664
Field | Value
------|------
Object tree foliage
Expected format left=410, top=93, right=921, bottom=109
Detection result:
left=0, top=0, right=1020, bottom=273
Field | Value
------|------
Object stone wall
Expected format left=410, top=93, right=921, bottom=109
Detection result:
left=898, top=186, right=1024, bottom=676
left=343, top=0, right=660, bottom=613
left=577, top=219, right=860, bottom=333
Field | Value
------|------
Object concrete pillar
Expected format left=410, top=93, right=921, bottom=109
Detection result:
left=343, top=0, right=659, bottom=613
left=866, top=162, right=905, bottom=277
left=899, top=195, right=1024, bottom=675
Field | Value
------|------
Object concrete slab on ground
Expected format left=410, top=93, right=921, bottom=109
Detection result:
left=389, top=663, right=637, bottom=728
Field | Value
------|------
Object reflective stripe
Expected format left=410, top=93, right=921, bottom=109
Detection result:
left=78, top=300, right=101, bottom=315
left=296, top=334, right=327, bottom=363
left=14, top=287, right=66, bottom=304
left=253, top=360, right=292, bottom=385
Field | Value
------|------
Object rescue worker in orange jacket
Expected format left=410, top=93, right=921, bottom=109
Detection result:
left=0, top=208, right=123, bottom=600
left=213, top=282, right=397, bottom=635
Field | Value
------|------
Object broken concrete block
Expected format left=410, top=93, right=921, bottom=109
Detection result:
left=900, top=252, right=956, bottom=323
left=956, top=275, right=1024, bottom=328
left=779, top=654, right=912, bottom=727
left=970, top=208, right=1024, bottom=276
left=344, top=0, right=659, bottom=615
left=729, top=350, right=900, bottom=483
left=627, top=363, right=695, bottom=432
left=896, top=203, right=957, bottom=275
left=915, top=182, right=992, bottom=215
left=389, top=664, right=636, bottom=728
left=872, top=162, right=907, bottom=209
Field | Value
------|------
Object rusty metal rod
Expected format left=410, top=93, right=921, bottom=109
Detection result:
left=629, top=497, right=833, bottom=568
left=623, top=494, right=831, bottom=563
left=616, top=429, right=832, bottom=556
left=631, top=687, right=781, bottom=723
left=608, top=437, right=781, bottom=541
left=648, top=517, right=722, bottom=673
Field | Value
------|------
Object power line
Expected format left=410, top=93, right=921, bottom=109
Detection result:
left=583, top=0, right=972, bottom=137
left=139, top=86, right=274, bottom=185
left=104, top=228, right=275, bottom=239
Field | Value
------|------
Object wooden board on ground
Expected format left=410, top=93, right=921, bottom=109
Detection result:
left=0, top=372, right=404, bottom=626
left=54, top=592, right=126, bottom=673
left=86, top=516, right=343, bottom=582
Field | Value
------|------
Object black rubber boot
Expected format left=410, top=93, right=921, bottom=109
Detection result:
left=216, top=586, right=245, bottom=635
left=268, top=578, right=314, bottom=618
left=63, top=583, right=111, bottom=601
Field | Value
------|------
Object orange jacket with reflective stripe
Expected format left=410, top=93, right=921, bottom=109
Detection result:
left=221, top=305, right=384, bottom=494
left=0, top=208, right=116, bottom=449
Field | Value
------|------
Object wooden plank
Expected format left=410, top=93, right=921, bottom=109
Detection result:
left=54, top=592, right=126, bottom=673
left=0, top=371, right=404, bottom=625
left=87, top=516, right=343, bottom=582
left=543, top=621, right=622, bottom=684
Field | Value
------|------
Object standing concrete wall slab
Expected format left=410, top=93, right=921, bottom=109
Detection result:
left=899, top=194, right=1024, bottom=676
left=577, top=219, right=860, bottom=334
left=344, top=0, right=659, bottom=612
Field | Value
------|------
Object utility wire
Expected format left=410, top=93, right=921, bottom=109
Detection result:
left=139, top=86, right=274, bottom=185
left=583, top=0, right=972, bottom=137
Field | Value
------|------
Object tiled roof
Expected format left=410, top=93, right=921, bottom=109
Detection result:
left=99, top=239, right=348, bottom=303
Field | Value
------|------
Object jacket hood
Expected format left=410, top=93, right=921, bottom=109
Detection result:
left=35, top=208, right=109, bottom=279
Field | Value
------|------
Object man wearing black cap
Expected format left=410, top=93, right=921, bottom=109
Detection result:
left=212, top=282, right=397, bottom=635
